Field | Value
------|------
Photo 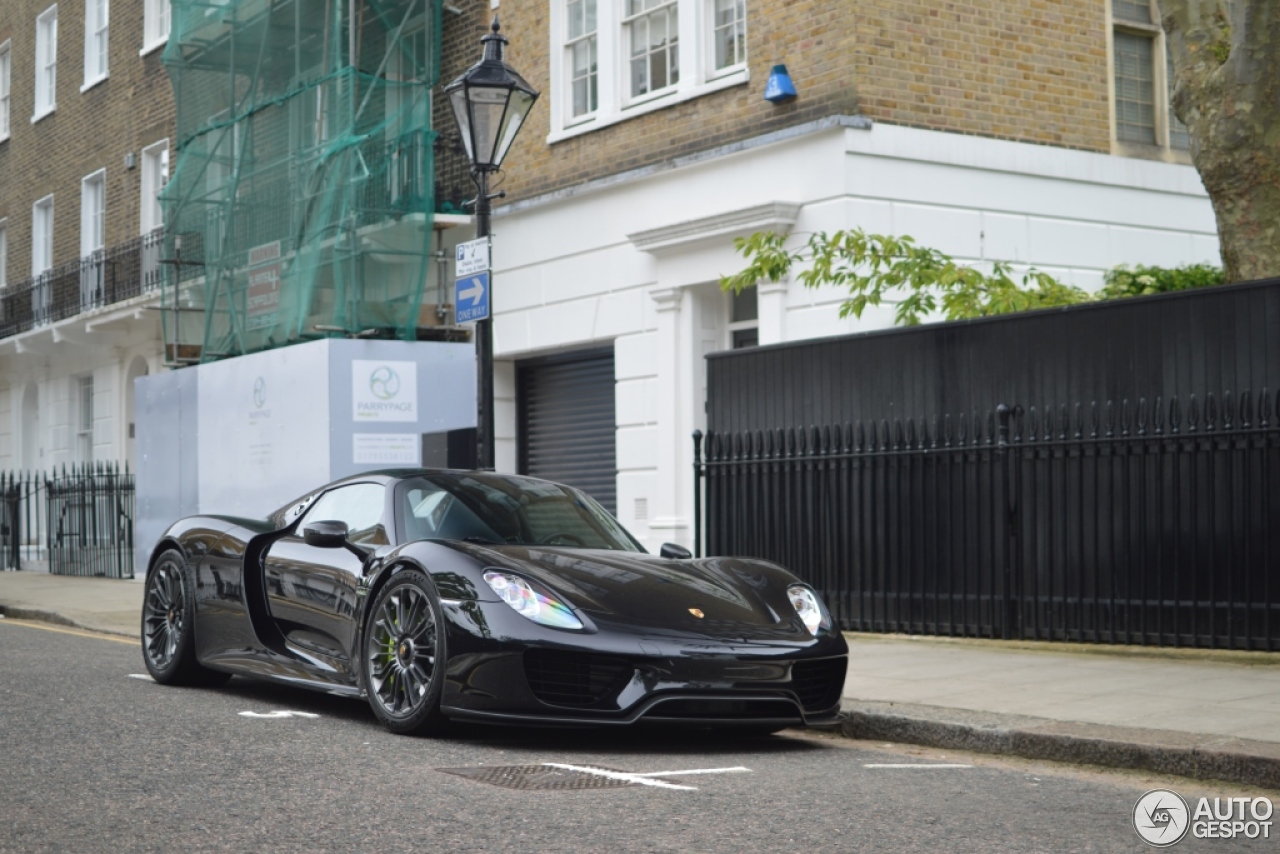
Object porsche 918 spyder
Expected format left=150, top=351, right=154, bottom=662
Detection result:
left=141, top=470, right=848, bottom=735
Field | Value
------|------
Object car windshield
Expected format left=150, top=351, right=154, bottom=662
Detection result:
left=397, top=474, right=643, bottom=552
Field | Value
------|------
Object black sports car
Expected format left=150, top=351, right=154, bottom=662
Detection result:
left=141, top=470, right=848, bottom=735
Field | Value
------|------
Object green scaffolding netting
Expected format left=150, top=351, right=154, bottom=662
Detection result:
left=160, top=0, right=442, bottom=361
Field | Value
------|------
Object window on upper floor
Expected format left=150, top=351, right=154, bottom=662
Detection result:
left=32, top=196, right=54, bottom=276
left=34, top=6, right=58, bottom=121
left=1111, top=0, right=1189, bottom=160
left=0, top=219, right=8, bottom=288
left=0, top=41, right=11, bottom=141
left=141, top=140, right=169, bottom=234
left=550, top=0, right=748, bottom=140
left=142, top=0, right=170, bottom=55
left=81, top=170, right=105, bottom=256
left=83, top=0, right=108, bottom=90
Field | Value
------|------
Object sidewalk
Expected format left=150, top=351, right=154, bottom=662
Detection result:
left=2, top=571, right=1277, bottom=788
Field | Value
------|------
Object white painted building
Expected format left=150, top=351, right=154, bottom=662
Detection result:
left=486, top=117, right=1218, bottom=553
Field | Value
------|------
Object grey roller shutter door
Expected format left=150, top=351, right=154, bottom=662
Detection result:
left=517, top=349, right=617, bottom=513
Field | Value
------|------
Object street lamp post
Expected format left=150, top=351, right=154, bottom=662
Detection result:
left=444, top=16, right=539, bottom=470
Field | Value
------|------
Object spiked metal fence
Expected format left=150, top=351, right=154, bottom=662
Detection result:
left=694, top=390, right=1280, bottom=651
left=0, top=464, right=135, bottom=579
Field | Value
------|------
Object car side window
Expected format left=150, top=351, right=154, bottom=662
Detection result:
left=403, top=483, right=503, bottom=543
left=300, top=483, right=389, bottom=546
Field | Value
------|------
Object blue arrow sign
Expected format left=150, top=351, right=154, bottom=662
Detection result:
left=455, top=271, right=490, bottom=324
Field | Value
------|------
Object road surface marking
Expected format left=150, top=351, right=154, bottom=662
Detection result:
left=631, top=766, right=752, bottom=778
left=864, top=763, right=973, bottom=768
left=541, top=764, right=697, bottom=790
left=239, top=710, right=321, bottom=719
left=0, top=618, right=134, bottom=644
left=127, top=673, right=155, bottom=681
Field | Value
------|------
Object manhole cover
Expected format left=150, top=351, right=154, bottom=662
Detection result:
left=438, top=764, right=639, bottom=791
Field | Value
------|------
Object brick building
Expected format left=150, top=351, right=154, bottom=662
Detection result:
left=0, top=0, right=1215, bottom=557
left=0, top=0, right=176, bottom=473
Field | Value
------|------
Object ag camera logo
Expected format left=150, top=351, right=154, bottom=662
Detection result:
left=1133, top=789, right=1274, bottom=846
left=1133, top=789, right=1190, bottom=847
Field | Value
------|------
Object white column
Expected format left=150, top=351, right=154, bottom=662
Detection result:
left=647, top=286, right=688, bottom=547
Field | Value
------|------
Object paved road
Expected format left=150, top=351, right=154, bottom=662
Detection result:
left=0, top=619, right=1274, bottom=853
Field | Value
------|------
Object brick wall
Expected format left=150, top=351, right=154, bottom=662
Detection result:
left=437, top=0, right=1112, bottom=206
left=0, top=0, right=174, bottom=282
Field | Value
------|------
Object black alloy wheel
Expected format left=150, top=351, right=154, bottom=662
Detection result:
left=141, top=549, right=230, bottom=686
left=362, top=570, right=449, bottom=736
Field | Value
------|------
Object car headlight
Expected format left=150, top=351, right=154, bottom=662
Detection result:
left=483, top=570, right=584, bottom=630
left=788, top=585, right=830, bottom=635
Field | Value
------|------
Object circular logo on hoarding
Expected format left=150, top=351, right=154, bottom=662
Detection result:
left=1133, top=789, right=1190, bottom=847
left=369, top=366, right=400, bottom=401
left=253, top=377, right=266, bottom=409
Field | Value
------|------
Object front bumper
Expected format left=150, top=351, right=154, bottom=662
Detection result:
left=437, top=599, right=848, bottom=727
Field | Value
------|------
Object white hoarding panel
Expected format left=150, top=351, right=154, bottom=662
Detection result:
left=198, top=341, right=331, bottom=519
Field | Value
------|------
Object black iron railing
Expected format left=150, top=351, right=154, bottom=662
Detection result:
left=695, top=390, right=1280, bottom=651
left=0, top=231, right=166, bottom=340
left=0, top=464, right=135, bottom=579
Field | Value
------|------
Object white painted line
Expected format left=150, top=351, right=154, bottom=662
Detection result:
left=541, top=763, right=697, bottom=791
left=238, top=710, right=321, bottom=719
left=631, top=766, right=752, bottom=778
left=127, top=673, right=154, bottom=681
left=863, top=763, right=973, bottom=768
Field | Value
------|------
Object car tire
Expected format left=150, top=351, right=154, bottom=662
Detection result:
left=141, top=548, right=231, bottom=687
left=362, top=569, right=449, bottom=736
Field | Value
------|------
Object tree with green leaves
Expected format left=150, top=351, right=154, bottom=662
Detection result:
left=1159, top=0, right=1280, bottom=282
left=721, top=229, right=1090, bottom=326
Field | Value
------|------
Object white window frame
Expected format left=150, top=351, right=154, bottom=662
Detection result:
left=708, top=0, right=746, bottom=78
left=1108, top=0, right=1189, bottom=162
left=0, top=41, right=11, bottom=141
left=81, top=169, right=105, bottom=256
left=547, top=0, right=748, bottom=143
left=563, top=0, right=598, bottom=123
left=33, top=5, right=58, bottom=122
left=0, top=219, right=8, bottom=288
left=75, top=374, right=94, bottom=464
left=32, top=195, right=54, bottom=276
left=140, top=140, right=169, bottom=234
left=141, top=0, right=170, bottom=56
left=82, top=0, right=108, bottom=91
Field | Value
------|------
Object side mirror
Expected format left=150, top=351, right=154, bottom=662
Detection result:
left=303, top=520, right=349, bottom=548
left=660, top=542, right=692, bottom=560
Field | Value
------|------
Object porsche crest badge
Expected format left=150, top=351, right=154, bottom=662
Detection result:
left=688, top=608, right=705, bottom=618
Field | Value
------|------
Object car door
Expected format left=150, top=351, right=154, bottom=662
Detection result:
left=263, top=482, right=390, bottom=663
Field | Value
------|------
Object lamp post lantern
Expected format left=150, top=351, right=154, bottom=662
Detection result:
left=445, top=16, right=539, bottom=471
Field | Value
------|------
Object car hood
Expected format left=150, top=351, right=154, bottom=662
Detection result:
left=451, top=544, right=805, bottom=636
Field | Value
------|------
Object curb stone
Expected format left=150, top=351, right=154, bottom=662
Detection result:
left=0, top=604, right=136, bottom=640
left=826, top=701, right=1280, bottom=790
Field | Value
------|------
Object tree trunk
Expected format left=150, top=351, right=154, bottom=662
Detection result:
left=1159, top=0, right=1280, bottom=282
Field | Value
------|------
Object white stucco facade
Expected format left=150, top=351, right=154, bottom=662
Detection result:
left=487, top=117, right=1219, bottom=553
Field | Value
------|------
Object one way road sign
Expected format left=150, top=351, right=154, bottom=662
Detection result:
left=455, top=271, right=490, bottom=323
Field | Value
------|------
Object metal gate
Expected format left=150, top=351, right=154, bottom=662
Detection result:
left=0, top=464, right=135, bottom=579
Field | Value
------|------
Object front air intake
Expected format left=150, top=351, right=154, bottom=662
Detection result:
left=790, top=657, right=847, bottom=711
left=524, top=649, right=633, bottom=708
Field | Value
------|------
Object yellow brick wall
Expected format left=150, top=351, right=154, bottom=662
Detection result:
left=0, top=0, right=174, bottom=281
left=440, top=0, right=1112, bottom=206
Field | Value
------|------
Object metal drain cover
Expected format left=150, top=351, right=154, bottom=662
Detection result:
left=438, top=764, right=639, bottom=791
